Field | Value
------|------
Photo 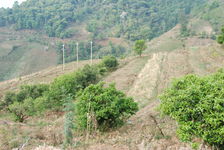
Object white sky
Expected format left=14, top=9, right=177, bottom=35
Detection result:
left=0, top=0, right=26, bottom=8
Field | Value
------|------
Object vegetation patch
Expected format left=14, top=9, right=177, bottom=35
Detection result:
left=76, top=82, right=138, bottom=131
left=159, top=70, right=224, bottom=148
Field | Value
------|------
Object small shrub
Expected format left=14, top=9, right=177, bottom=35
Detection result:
left=101, top=56, right=119, bottom=71
left=76, top=82, right=138, bottom=131
left=3, top=84, right=49, bottom=107
left=8, top=98, right=35, bottom=122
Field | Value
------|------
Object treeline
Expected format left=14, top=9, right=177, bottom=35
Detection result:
left=0, top=0, right=206, bottom=40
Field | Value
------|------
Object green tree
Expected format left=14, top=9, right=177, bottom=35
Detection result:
left=133, top=40, right=147, bottom=56
left=159, top=70, right=224, bottom=148
left=76, top=82, right=138, bottom=131
left=217, top=27, right=224, bottom=44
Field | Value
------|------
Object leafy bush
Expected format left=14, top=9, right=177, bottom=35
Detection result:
left=46, top=65, right=100, bottom=110
left=8, top=96, right=47, bottom=122
left=2, top=92, right=17, bottom=108
left=17, top=84, right=49, bottom=101
left=8, top=98, right=35, bottom=122
left=76, top=82, right=138, bottom=131
left=101, top=56, right=119, bottom=71
left=159, top=70, right=224, bottom=148
left=3, top=84, right=49, bottom=108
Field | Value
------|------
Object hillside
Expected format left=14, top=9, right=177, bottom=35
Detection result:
left=0, top=0, right=209, bottom=82
left=1, top=0, right=224, bottom=149
left=1, top=20, right=224, bottom=149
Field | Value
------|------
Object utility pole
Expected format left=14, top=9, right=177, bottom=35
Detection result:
left=76, top=42, right=79, bottom=68
left=62, top=44, right=65, bottom=71
left=90, top=41, right=93, bottom=65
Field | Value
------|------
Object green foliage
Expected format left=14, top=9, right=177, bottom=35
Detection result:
left=0, top=0, right=206, bottom=39
left=200, top=0, right=224, bottom=32
left=2, top=92, right=17, bottom=108
left=95, top=42, right=127, bottom=59
left=191, top=142, right=200, bottom=150
left=217, top=26, right=224, bottom=44
left=5, top=58, right=117, bottom=121
left=3, top=84, right=49, bottom=108
left=8, top=98, right=34, bottom=122
left=133, top=40, right=147, bottom=56
left=3, top=84, right=49, bottom=122
left=76, top=82, right=138, bottom=131
left=46, top=64, right=100, bottom=110
left=101, top=56, right=119, bottom=71
left=159, top=70, right=224, bottom=148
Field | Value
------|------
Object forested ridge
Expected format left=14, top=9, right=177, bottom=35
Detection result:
left=0, top=0, right=206, bottom=40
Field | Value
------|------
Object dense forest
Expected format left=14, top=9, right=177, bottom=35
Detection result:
left=0, top=0, right=206, bottom=40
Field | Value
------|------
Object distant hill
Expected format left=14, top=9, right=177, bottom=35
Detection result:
left=0, top=0, right=206, bottom=40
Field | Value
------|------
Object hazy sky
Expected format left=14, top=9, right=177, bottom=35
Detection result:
left=0, top=0, right=26, bottom=8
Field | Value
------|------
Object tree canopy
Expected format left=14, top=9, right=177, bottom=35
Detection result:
left=0, top=0, right=206, bottom=40
left=134, top=40, right=147, bottom=56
